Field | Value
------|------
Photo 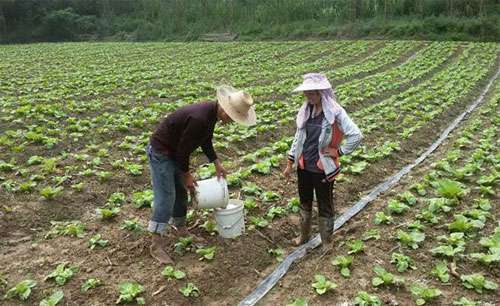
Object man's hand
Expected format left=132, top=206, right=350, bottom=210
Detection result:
left=183, top=172, right=198, bottom=192
left=322, top=147, right=341, bottom=158
left=214, top=159, right=227, bottom=179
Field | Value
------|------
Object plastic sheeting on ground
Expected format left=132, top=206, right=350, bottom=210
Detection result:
left=238, top=66, right=499, bottom=306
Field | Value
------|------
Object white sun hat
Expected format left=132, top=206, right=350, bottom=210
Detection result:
left=216, top=85, right=257, bottom=126
left=292, top=73, right=332, bottom=92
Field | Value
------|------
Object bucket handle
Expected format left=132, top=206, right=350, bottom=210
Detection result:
left=221, top=214, right=244, bottom=229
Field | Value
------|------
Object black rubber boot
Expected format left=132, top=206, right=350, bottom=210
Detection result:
left=293, top=209, right=312, bottom=246
left=319, top=217, right=334, bottom=245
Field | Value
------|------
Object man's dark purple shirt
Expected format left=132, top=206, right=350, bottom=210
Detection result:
left=150, top=101, right=218, bottom=172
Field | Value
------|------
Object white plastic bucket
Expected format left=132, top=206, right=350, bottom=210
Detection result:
left=215, top=199, right=245, bottom=238
left=194, top=177, right=229, bottom=209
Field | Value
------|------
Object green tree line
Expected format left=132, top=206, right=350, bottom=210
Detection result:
left=0, top=0, right=499, bottom=43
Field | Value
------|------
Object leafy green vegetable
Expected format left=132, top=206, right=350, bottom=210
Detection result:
left=410, top=283, right=442, bottom=305
left=431, top=261, right=450, bottom=282
left=398, top=191, right=417, bottom=205
left=81, top=278, right=102, bottom=292
left=460, top=273, right=498, bottom=293
left=410, top=183, right=427, bottom=196
left=362, top=228, right=380, bottom=241
left=4, top=279, right=37, bottom=300
left=266, top=206, right=287, bottom=220
left=241, top=182, right=262, bottom=196
left=286, top=197, right=300, bottom=213
left=347, top=239, right=364, bottom=254
left=108, top=192, right=126, bottom=205
left=116, top=281, right=145, bottom=304
left=374, top=211, right=393, bottom=225
left=97, top=171, right=112, bottom=182
left=89, top=234, right=108, bottom=249
left=371, top=265, right=404, bottom=287
left=45, top=263, right=78, bottom=286
left=473, top=198, right=491, bottom=211
left=396, top=230, right=425, bottom=249
left=311, top=274, right=337, bottom=295
left=174, top=236, right=193, bottom=254
left=436, top=179, right=466, bottom=199
left=161, top=266, right=186, bottom=280
left=45, top=220, right=85, bottom=239
left=448, top=214, right=484, bottom=233
left=416, top=209, right=441, bottom=224
left=387, top=199, right=409, bottom=214
left=132, top=190, right=153, bottom=208
left=268, top=248, right=285, bottom=262
left=40, top=186, right=64, bottom=200
left=479, top=226, right=500, bottom=251
left=96, top=206, right=120, bottom=220
left=353, top=291, right=381, bottom=306
left=120, top=218, right=144, bottom=233
left=179, top=282, right=200, bottom=297
left=243, top=198, right=258, bottom=210
left=346, top=161, right=368, bottom=174
left=331, top=255, right=354, bottom=277
left=431, top=232, right=465, bottom=257
left=196, top=246, right=216, bottom=261
left=249, top=216, right=269, bottom=229
left=251, top=161, right=272, bottom=174
left=260, top=191, right=280, bottom=202
left=453, top=297, right=480, bottom=306
left=390, top=252, right=416, bottom=272
left=427, top=197, right=455, bottom=213
left=407, top=220, right=426, bottom=232
left=197, top=164, right=215, bottom=179
left=200, top=220, right=217, bottom=234
left=39, top=290, right=64, bottom=306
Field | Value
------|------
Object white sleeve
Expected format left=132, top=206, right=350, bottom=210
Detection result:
left=336, top=108, right=363, bottom=155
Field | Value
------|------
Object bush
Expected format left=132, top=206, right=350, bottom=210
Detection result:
left=42, top=8, right=81, bottom=41
left=42, top=8, right=99, bottom=41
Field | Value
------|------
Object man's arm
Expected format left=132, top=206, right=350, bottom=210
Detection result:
left=201, top=134, right=226, bottom=179
left=201, top=134, right=217, bottom=163
left=175, top=117, right=206, bottom=173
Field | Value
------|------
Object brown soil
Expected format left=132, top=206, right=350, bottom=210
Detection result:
left=0, top=43, right=498, bottom=306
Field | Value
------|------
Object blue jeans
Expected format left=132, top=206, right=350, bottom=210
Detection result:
left=147, top=145, right=188, bottom=234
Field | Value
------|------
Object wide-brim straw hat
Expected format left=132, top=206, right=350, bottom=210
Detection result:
left=216, top=85, right=256, bottom=126
left=292, top=73, right=332, bottom=92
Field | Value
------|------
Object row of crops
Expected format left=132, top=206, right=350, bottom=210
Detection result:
left=269, top=79, right=499, bottom=306
left=0, top=40, right=498, bottom=305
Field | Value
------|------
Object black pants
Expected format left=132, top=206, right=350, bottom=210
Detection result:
left=297, top=168, right=334, bottom=218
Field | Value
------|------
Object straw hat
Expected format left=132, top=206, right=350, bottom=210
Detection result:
left=216, top=85, right=256, bottom=126
left=292, top=73, right=332, bottom=92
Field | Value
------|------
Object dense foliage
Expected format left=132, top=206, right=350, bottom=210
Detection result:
left=1, top=0, right=499, bottom=42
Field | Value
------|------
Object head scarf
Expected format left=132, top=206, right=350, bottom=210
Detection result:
left=296, top=88, right=341, bottom=129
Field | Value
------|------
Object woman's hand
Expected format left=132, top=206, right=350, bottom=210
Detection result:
left=214, top=159, right=227, bottom=179
left=322, top=147, right=340, bottom=158
left=283, top=162, right=293, bottom=179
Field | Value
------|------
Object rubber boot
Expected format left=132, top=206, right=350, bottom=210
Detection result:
left=293, top=209, right=312, bottom=246
left=319, top=217, right=334, bottom=245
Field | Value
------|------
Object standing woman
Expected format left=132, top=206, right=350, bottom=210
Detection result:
left=283, top=73, right=363, bottom=245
